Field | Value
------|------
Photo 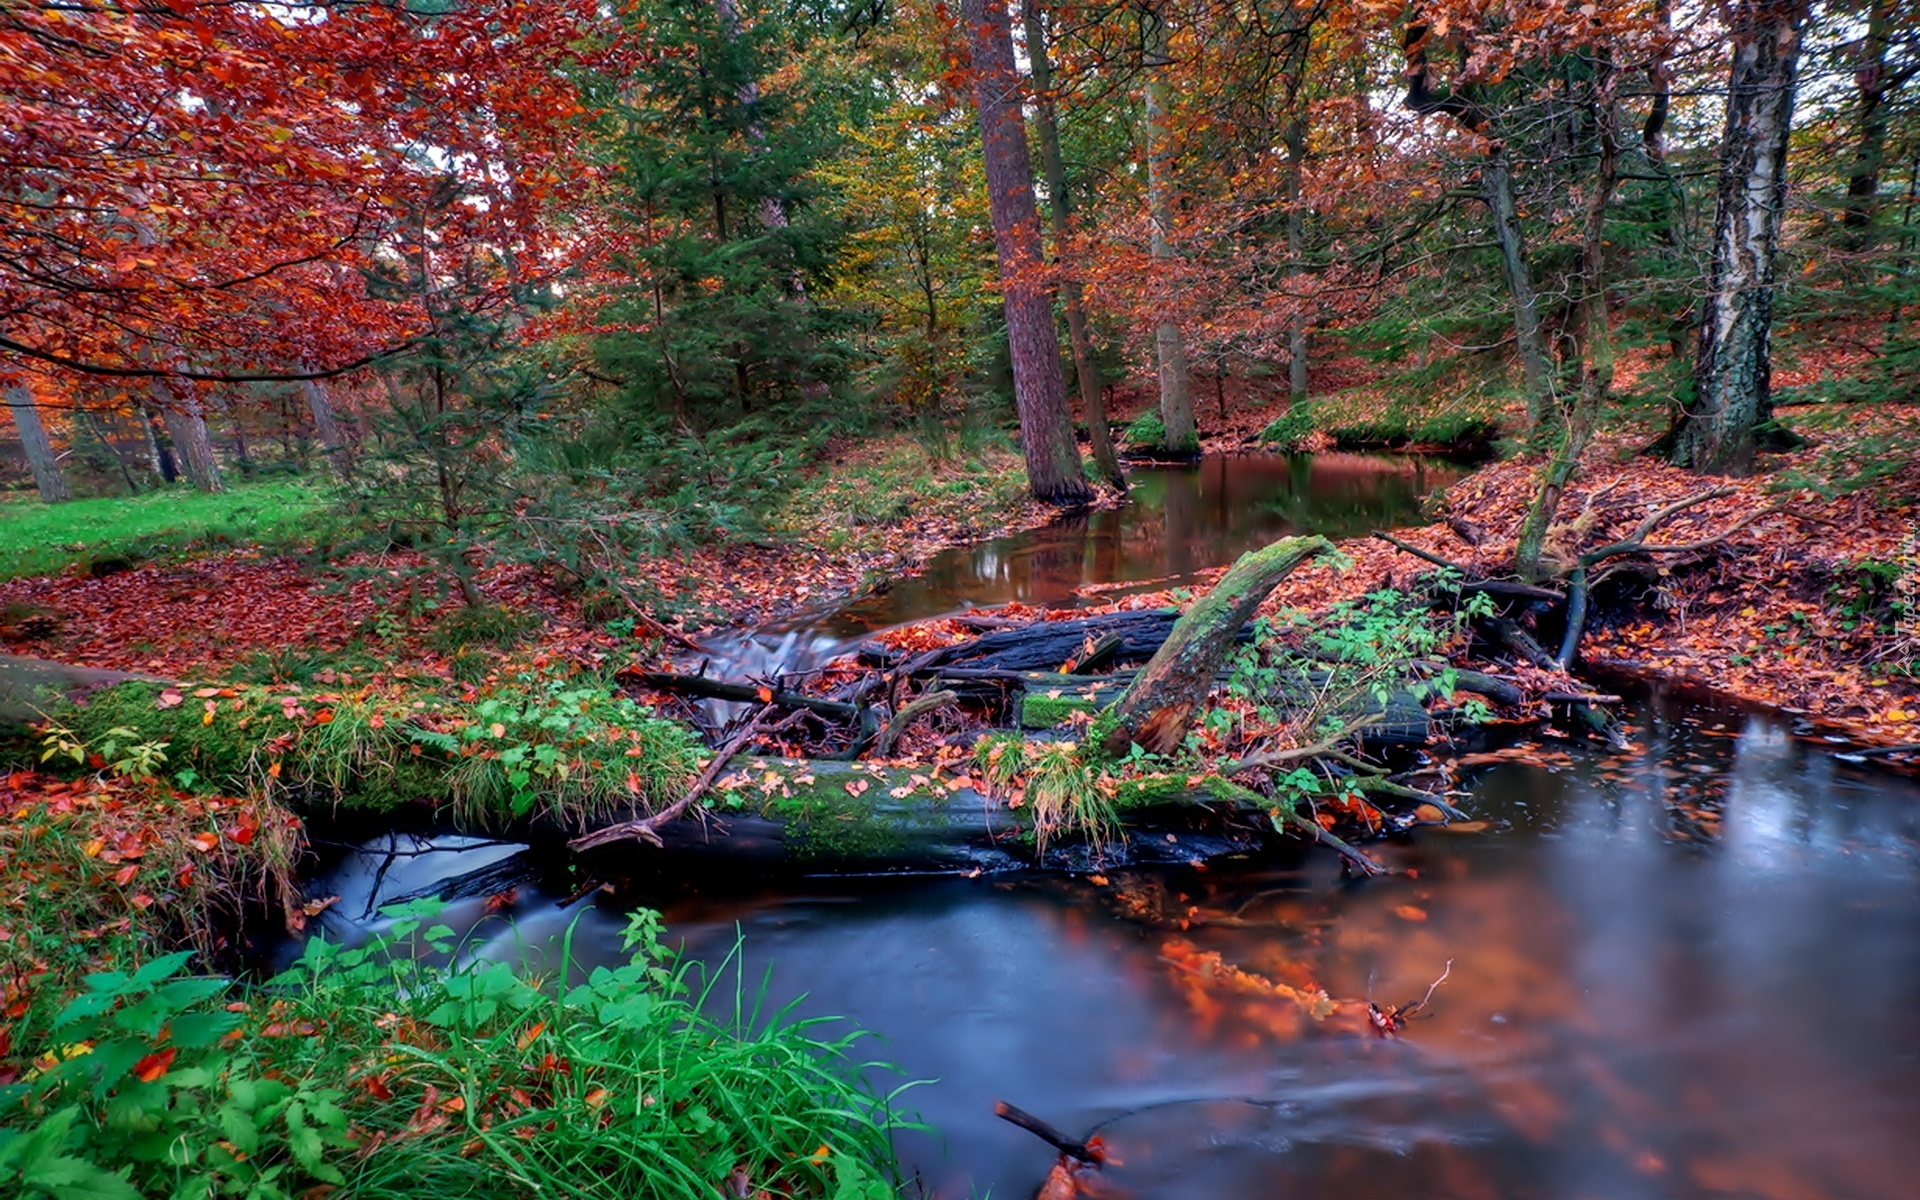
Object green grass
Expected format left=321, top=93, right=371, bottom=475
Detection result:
left=0, top=478, right=333, bottom=581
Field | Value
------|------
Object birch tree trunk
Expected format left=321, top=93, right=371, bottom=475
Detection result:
left=1023, top=0, right=1125, bottom=489
left=1670, top=0, right=1810, bottom=474
left=961, top=0, right=1090, bottom=504
left=5, top=382, right=69, bottom=502
left=1144, top=13, right=1198, bottom=457
left=152, top=379, right=226, bottom=493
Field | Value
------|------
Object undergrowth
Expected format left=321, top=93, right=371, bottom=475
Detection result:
left=0, top=896, right=911, bottom=1200
left=26, top=670, right=703, bottom=830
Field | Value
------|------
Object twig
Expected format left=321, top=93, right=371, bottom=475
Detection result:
left=1371, top=530, right=1468, bottom=572
left=1221, top=714, right=1384, bottom=775
left=569, top=704, right=776, bottom=852
left=875, top=689, right=957, bottom=756
left=1625, top=485, right=1737, bottom=545
left=993, top=1102, right=1101, bottom=1164
left=1402, top=958, right=1453, bottom=1017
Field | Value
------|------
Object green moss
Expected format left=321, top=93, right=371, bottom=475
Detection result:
left=1017, top=693, right=1099, bottom=729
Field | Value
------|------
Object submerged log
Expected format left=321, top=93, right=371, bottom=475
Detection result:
left=1100, top=536, right=1334, bottom=756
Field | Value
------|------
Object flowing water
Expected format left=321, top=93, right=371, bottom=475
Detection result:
left=309, top=453, right=1920, bottom=1199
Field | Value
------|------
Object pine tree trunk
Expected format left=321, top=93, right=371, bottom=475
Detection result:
left=962, top=0, right=1090, bottom=504
left=1516, top=84, right=1620, bottom=581
left=1144, top=14, right=1198, bottom=457
left=302, top=376, right=353, bottom=478
left=1670, top=0, right=1810, bottom=475
left=5, top=382, right=69, bottom=503
left=1023, top=0, right=1125, bottom=490
left=152, top=379, right=226, bottom=493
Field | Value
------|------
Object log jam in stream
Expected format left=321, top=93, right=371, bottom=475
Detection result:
left=298, top=455, right=1920, bottom=1200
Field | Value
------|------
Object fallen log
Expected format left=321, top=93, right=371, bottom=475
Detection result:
left=622, top=670, right=861, bottom=721
left=1100, top=536, right=1335, bottom=756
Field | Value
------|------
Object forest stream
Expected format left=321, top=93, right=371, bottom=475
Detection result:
left=300, top=454, right=1920, bottom=1200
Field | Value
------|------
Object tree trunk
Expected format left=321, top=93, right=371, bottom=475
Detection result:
left=1023, top=0, right=1125, bottom=489
left=302, top=376, right=353, bottom=478
left=1483, top=147, right=1554, bottom=432
left=140, top=400, right=178, bottom=484
left=1669, top=0, right=1811, bottom=474
left=1099, top=535, right=1334, bottom=756
left=1843, top=0, right=1897, bottom=249
left=1144, top=12, right=1198, bottom=456
left=1516, top=79, right=1620, bottom=580
left=961, top=0, right=1091, bottom=504
left=1401, top=25, right=1552, bottom=435
left=152, top=379, right=226, bottom=492
left=1284, top=113, right=1310, bottom=407
left=5, top=382, right=69, bottom=502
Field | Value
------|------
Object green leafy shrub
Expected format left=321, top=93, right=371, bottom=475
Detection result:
left=46, top=673, right=702, bottom=828
left=1120, top=412, right=1166, bottom=451
left=1, top=908, right=910, bottom=1200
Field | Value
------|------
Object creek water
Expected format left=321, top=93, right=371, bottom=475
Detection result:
left=310, top=453, right=1920, bottom=1199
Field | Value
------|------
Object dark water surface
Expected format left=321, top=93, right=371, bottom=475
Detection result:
left=313, top=454, right=1920, bottom=1199
left=708, top=452, right=1464, bottom=676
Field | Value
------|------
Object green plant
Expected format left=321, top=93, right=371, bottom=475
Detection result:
left=1120, top=412, right=1166, bottom=450
left=1, top=906, right=913, bottom=1200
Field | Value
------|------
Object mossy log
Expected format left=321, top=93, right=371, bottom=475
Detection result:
left=604, top=756, right=1266, bottom=870
left=1099, top=536, right=1335, bottom=756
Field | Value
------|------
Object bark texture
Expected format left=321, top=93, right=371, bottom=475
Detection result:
left=1670, top=0, right=1811, bottom=474
left=1023, top=0, right=1125, bottom=489
left=1099, top=535, right=1334, bottom=756
left=153, top=379, right=226, bottom=492
left=962, top=0, right=1090, bottom=503
left=5, top=382, right=69, bottom=502
left=1144, top=14, right=1198, bottom=456
left=301, top=377, right=353, bottom=478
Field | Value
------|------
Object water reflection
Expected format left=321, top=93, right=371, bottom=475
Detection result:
left=625, top=696, right=1920, bottom=1199
left=811, top=452, right=1459, bottom=639
left=705, top=452, right=1462, bottom=680
left=307, top=691, right=1920, bottom=1199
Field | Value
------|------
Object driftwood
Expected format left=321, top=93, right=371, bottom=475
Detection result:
left=1101, top=536, right=1334, bottom=755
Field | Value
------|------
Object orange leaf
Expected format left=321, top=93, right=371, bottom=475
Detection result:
left=516, top=1021, right=547, bottom=1051
left=133, top=1047, right=177, bottom=1082
left=189, top=831, right=219, bottom=853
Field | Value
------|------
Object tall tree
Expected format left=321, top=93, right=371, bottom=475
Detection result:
left=960, top=0, right=1091, bottom=503
left=5, top=380, right=68, bottom=502
left=1144, top=7, right=1199, bottom=457
left=1403, top=17, right=1555, bottom=435
left=1669, top=0, right=1814, bottom=473
left=1024, top=0, right=1126, bottom=488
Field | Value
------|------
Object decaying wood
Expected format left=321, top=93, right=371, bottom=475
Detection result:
left=876, top=688, right=957, bottom=756
left=1101, top=536, right=1334, bottom=756
left=623, top=670, right=861, bottom=721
